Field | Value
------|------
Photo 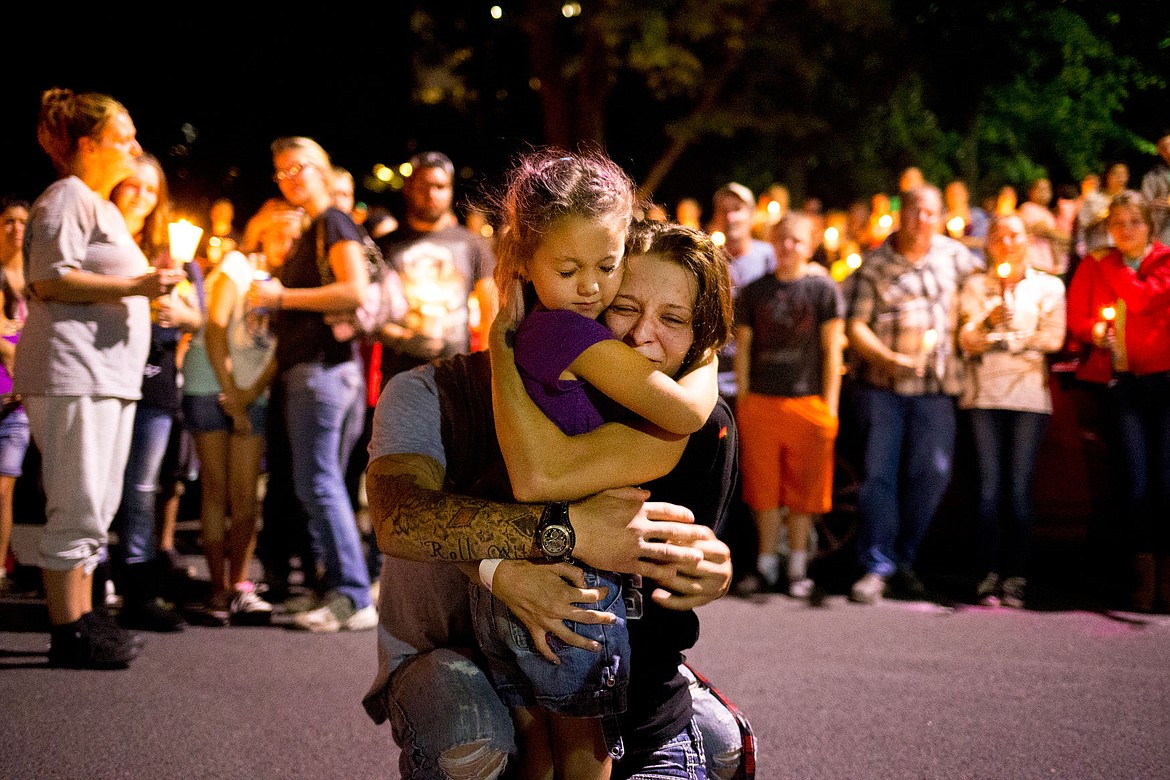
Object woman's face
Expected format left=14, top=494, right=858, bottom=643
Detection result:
left=1, top=205, right=28, bottom=256
left=87, top=111, right=142, bottom=188
left=604, top=252, right=698, bottom=378
left=273, top=150, right=329, bottom=209
left=1107, top=204, right=1150, bottom=257
left=112, top=161, right=160, bottom=225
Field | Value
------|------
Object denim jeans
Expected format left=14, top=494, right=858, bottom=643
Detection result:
left=614, top=718, right=706, bottom=780
left=112, top=405, right=175, bottom=566
left=283, top=360, right=370, bottom=608
left=1110, top=371, right=1170, bottom=554
left=380, top=648, right=731, bottom=779
left=855, top=385, right=956, bottom=576
left=968, top=408, right=1049, bottom=578
left=470, top=565, right=629, bottom=720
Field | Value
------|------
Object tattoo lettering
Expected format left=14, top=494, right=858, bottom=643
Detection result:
left=367, top=453, right=542, bottom=563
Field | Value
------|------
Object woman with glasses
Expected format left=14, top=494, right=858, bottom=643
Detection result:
left=248, top=137, right=375, bottom=632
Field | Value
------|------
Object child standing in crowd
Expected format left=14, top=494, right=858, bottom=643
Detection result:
left=733, top=212, right=845, bottom=597
left=477, top=148, right=718, bottom=779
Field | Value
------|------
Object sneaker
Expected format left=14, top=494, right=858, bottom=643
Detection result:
left=850, top=572, right=886, bottom=604
left=788, top=577, right=815, bottom=599
left=230, top=584, right=274, bottom=626
left=1001, top=577, right=1026, bottom=609
left=119, top=599, right=186, bottom=633
left=976, top=573, right=1001, bottom=607
left=291, top=590, right=377, bottom=632
left=887, top=566, right=929, bottom=601
left=282, top=592, right=320, bottom=614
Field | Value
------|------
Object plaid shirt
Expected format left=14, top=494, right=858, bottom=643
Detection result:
left=843, top=233, right=984, bottom=396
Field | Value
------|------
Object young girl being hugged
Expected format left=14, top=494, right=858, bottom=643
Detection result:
left=473, top=148, right=718, bottom=779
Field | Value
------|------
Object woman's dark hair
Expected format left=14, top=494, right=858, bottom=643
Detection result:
left=624, top=219, right=733, bottom=373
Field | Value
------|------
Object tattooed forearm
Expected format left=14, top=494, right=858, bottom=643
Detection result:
left=367, top=453, right=542, bottom=562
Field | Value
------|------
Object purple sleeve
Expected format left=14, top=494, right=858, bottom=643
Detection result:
left=513, top=308, right=615, bottom=386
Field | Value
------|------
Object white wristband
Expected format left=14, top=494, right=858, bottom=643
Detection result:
left=479, top=558, right=503, bottom=592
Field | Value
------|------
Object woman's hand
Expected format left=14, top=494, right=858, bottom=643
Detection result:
left=249, top=278, right=285, bottom=311
left=958, top=322, right=991, bottom=356
left=649, top=528, right=732, bottom=611
left=133, top=268, right=185, bottom=299
left=489, top=559, right=617, bottom=663
left=1091, top=320, right=1116, bottom=351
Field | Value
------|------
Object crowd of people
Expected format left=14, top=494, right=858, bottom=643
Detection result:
left=4, top=85, right=1170, bottom=777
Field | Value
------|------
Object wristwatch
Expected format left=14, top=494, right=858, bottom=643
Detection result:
left=535, top=501, right=575, bottom=562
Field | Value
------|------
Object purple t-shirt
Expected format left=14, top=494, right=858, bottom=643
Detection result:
left=513, top=307, right=615, bottom=435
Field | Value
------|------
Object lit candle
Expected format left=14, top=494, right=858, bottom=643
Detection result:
left=823, top=226, right=840, bottom=252
left=947, top=215, right=966, bottom=238
left=922, top=328, right=938, bottom=352
left=996, top=262, right=1012, bottom=298
left=1101, top=305, right=1116, bottom=336
left=167, top=219, right=204, bottom=264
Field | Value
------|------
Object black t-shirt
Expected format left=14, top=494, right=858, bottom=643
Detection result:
left=735, top=273, right=844, bottom=397
left=375, top=223, right=496, bottom=380
left=434, top=353, right=739, bottom=761
left=619, top=397, right=739, bottom=760
left=141, top=259, right=206, bottom=412
left=274, top=207, right=364, bottom=370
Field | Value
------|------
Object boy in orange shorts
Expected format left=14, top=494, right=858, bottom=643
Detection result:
left=734, top=212, right=845, bottom=596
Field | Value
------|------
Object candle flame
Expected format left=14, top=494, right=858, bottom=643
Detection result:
left=922, top=328, right=938, bottom=351
left=1101, top=306, right=1116, bottom=322
left=167, top=219, right=204, bottom=264
left=996, top=262, right=1012, bottom=279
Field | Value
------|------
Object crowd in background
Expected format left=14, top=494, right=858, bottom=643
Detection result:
left=3, top=87, right=1170, bottom=680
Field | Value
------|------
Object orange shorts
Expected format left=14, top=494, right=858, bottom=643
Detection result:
left=737, top=393, right=838, bottom=514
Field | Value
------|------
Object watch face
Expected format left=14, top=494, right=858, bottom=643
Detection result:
left=540, top=525, right=572, bottom=558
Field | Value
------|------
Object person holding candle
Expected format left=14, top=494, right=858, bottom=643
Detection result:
left=248, top=136, right=376, bottom=632
left=1066, top=190, right=1170, bottom=612
left=108, top=152, right=204, bottom=632
left=957, top=214, right=1067, bottom=608
left=842, top=184, right=984, bottom=604
left=15, top=88, right=184, bottom=668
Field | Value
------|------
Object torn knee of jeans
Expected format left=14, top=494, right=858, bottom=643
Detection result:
left=438, top=739, right=508, bottom=780
left=709, top=745, right=744, bottom=780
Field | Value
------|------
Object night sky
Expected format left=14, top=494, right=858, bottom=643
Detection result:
left=4, top=16, right=512, bottom=225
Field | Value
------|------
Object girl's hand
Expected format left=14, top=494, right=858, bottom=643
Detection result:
left=489, top=559, right=616, bottom=664
left=489, top=278, right=525, bottom=351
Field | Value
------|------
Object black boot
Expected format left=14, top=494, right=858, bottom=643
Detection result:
left=118, top=561, right=185, bottom=632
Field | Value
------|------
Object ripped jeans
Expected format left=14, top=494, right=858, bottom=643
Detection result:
left=378, top=649, right=742, bottom=779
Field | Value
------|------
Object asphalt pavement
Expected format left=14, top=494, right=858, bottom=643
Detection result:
left=3, top=529, right=1169, bottom=779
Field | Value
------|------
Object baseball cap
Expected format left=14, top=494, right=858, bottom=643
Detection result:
left=714, top=182, right=755, bottom=209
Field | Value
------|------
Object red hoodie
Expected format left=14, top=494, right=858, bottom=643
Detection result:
left=1066, top=242, right=1170, bottom=383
